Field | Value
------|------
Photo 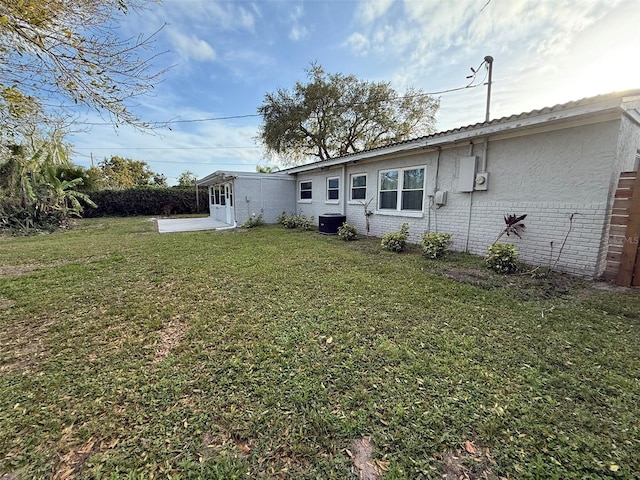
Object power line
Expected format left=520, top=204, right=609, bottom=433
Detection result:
left=79, top=79, right=487, bottom=127
left=73, top=146, right=260, bottom=150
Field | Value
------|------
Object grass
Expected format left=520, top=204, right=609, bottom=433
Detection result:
left=1, top=217, right=639, bottom=479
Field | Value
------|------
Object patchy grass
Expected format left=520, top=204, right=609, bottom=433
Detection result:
left=1, top=217, right=639, bottom=479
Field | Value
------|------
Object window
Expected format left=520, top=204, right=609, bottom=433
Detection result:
left=350, top=174, right=366, bottom=200
left=378, top=167, right=425, bottom=211
left=210, top=185, right=222, bottom=205
left=299, top=180, right=312, bottom=201
left=209, top=184, right=233, bottom=206
left=327, top=177, right=339, bottom=202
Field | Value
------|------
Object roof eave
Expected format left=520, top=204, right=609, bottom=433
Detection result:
left=287, top=97, right=628, bottom=174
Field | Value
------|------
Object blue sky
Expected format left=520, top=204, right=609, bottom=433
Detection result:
left=67, top=0, right=640, bottom=185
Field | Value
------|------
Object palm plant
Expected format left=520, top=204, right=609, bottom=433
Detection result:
left=0, top=131, right=96, bottom=232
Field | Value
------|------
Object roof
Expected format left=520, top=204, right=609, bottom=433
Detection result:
left=196, top=170, right=291, bottom=186
left=283, top=88, right=640, bottom=174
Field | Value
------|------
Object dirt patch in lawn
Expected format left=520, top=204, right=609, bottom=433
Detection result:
left=443, top=267, right=581, bottom=300
left=153, top=317, right=188, bottom=363
left=0, top=255, right=110, bottom=279
left=439, top=441, right=497, bottom=480
left=347, top=437, right=388, bottom=480
left=0, top=264, right=39, bottom=277
left=201, top=430, right=254, bottom=462
left=0, top=317, right=56, bottom=375
left=54, top=437, right=118, bottom=480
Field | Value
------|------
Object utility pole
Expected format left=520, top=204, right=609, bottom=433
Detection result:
left=195, top=178, right=199, bottom=212
left=484, top=55, right=493, bottom=122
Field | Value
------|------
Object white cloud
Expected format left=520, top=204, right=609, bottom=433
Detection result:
left=167, top=30, right=216, bottom=62
left=162, top=1, right=258, bottom=33
left=357, top=0, right=395, bottom=24
left=346, top=32, right=370, bottom=55
left=288, top=5, right=309, bottom=42
left=290, top=25, right=309, bottom=41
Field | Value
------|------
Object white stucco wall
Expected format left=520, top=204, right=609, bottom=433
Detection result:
left=295, top=168, right=345, bottom=221
left=234, top=176, right=296, bottom=225
left=302, top=118, right=630, bottom=277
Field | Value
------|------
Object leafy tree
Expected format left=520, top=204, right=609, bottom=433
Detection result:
left=0, top=0, right=165, bottom=133
left=177, top=170, right=197, bottom=187
left=152, top=173, right=168, bottom=188
left=258, top=64, right=439, bottom=165
left=98, top=156, right=164, bottom=189
left=255, top=165, right=280, bottom=173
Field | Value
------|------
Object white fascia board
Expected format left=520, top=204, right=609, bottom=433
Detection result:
left=196, top=171, right=237, bottom=186
left=233, top=172, right=294, bottom=180
left=425, top=104, right=623, bottom=148
left=198, top=170, right=294, bottom=184
left=284, top=140, right=426, bottom=174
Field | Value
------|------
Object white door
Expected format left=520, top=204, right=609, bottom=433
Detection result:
left=224, top=183, right=234, bottom=224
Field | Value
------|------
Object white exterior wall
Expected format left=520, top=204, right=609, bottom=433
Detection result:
left=234, top=176, right=296, bottom=225
left=295, top=167, right=345, bottom=221
left=327, top=120, right=627, bottom=277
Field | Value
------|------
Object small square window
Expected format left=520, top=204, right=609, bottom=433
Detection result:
left=299, top=181, right=312, bottom=201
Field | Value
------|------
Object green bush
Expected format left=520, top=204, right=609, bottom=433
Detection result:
left=486, top=243, right=520, bottom=274
left=242, top=213, right=264, bottom=228
left=83, top=187, right=209, bottom=217
left=421, top=232, right=452, bottom=259
left=381, top=223, right=410, bottom=253
left=277, top=211, right=315, bottom=230
left=337, top=222, right=357, bottom=241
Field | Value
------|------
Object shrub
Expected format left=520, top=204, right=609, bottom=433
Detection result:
left=421, top=232, right=452, bottom=259
left=381, top=223, right=410, bottom=253
left=277, top=211, right=315, bottom=230
left=297, top=213, right=314, bottom=231
left=486, top=243, right=520, bottom=274
left=242, top=213, right=264, bottom=228
left=337, top=222, right=357, bottom=241
left=82, top=187, right=208, bottom=217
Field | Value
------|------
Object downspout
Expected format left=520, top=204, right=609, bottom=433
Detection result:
left=433, top=147, right=442, bottom=234
left=465, top=142, right=475, bottom=251
left=481, top=136, right=489, bottom=173
left=341, top=164, right=347, bottom=216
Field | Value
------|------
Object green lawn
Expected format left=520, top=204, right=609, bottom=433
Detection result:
left=1, top=217, right=639, bottom=479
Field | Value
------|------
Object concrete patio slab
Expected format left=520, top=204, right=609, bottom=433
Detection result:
left=156, top=217, right=232, bottom=233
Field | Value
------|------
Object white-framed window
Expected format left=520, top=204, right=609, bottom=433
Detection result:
left=210, top=185, right=223, bottom=205
left=378, top=167, right=425, bottom=211
left=350, top=173, right=367, bottom=201
left=326, top=177, right=339, bottom=202
left=299, top=180, right=312, bottom=202
left=209, top=184, right=233, bottom=206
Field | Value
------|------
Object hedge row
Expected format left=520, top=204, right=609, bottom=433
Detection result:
left=82, top=187, right=209, bottom=218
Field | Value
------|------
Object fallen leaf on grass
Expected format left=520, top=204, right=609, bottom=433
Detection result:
left=464, top=440, right=477, bottom=454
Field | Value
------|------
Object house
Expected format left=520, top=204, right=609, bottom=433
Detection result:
left=198, top=90, right=640, bottom=281
left=196, top=171, right=296, bottom=226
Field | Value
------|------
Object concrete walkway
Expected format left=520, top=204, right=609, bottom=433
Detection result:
left=156, top=217, right=232, bottom=233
